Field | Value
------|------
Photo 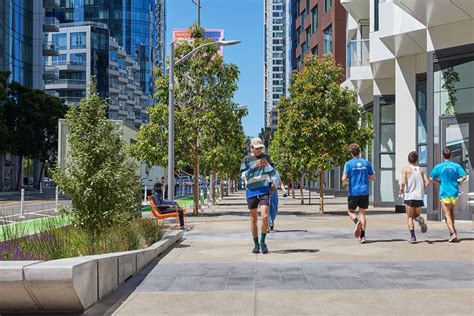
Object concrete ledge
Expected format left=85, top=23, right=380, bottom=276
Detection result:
left=0, top=230, right=183, bottom=313
left=0, top=261, right=41, bottom=311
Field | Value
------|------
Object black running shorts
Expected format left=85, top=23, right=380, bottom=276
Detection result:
left=404, top=200, right=424, bottom=208
left=348, top=195, right=369, bottom=210
left=247, top=194, right=270, bottom=209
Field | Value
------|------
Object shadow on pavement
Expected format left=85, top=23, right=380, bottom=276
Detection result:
left=271, top=248, right=319, bottom=254
left=83, top=241, right=179, bottom=316
left=272, top=229, right=309, bottom=233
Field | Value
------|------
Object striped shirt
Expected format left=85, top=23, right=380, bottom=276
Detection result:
left=240, top=154, right=277, bottom=199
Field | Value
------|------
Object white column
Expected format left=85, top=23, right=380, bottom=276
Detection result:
left=395, top=56, right=417, bottom=184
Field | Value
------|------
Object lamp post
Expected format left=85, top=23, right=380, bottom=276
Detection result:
left=167, top=39, right=240, bottom=200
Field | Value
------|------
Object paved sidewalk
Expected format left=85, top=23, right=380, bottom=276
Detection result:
left=94, top=190, right=473, bottom=315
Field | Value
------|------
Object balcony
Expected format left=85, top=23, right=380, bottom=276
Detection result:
left=43, top=0, right=60, bottom=9
left=43, top=17, right=60, bottom=32
left=53, top=60, right=87, bottom=72
left=43, top=41, right=59, bottom=56
left=45, top=90, right=59, bottom=98
left=340, top=0, right=369, bottom=22
left=44, top=79, right=87, bottom=90
left=346, top=39, right=372, bottom=91
left=43, top=65, right=59, bottom=80
left=392, top=0, right=473, bottom=27
left=60, top=97, right=83, bottom=105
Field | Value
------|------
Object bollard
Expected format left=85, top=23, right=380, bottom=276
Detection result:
left=143, top=186, right=147, bottom=205
left=40, top=182, right=43, bottom=194
left=200, top=189, right=204, bottom=210
left=181, top=183, right=185, bottom=196
left=19, top=189, right=26, bottom=220
left=55, top=186, right=59, bottom=212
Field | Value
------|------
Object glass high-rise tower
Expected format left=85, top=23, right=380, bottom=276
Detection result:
left=53, top=0, right=166, bottom=96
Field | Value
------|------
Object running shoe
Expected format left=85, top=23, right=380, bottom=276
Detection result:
left=448, top=233, right=458, bottom=243
left=354, top=220, right=362, bottom=238
left=270, top=225, right=274, bottom=231
left=360, top=237, right=366, bottom=244
left=252, top=245, right=260, bottom=254
left=261, top=243, right=269, bottom=254
left=416, top=216, right=428, bottom=233
left=409, top=236, right=416, bottom=244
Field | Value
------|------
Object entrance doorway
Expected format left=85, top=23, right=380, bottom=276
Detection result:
left=440, top=114, right=474, bottom=221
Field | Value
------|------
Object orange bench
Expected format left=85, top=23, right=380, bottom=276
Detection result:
left=147, top=196, right=186, bottom=226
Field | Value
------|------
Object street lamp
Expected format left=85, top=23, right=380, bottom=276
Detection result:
left=167, top=39, right=240, bottom=199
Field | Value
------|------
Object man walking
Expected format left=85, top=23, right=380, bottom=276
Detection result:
left=430, top=148, right=467, bottom=242
left=240, top=137, right=276, bottom=254
left=400, top=151, right=430, bottom=243
left=342, top=144, right=376, bottom=244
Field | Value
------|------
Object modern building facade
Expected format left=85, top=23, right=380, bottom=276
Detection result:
left=290, top=0, right=346, bottom=71
left=264, top=0, right=291, bottom=131
left=341, top=0, right=473, bottom=221
left=52, top=0, right=166, bottom=97
left=0, top=0, right=61, bottom=191
left=44, top=22, right=147, bottom=128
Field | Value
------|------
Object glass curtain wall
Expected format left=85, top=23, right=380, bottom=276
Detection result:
left=0, top=0, right=34, bottom=87
left=378, top=99, right=396, bottom=204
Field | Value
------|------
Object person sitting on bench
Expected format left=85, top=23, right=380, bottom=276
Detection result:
left=153, top=182, right=185, bottom=229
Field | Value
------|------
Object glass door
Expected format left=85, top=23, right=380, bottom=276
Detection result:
left=440, top=114, right=474, bottom=221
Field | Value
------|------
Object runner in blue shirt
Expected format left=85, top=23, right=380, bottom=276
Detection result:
left=342, top=143, right=376, bottom=244
left=430, top=148, right=467, bottom=242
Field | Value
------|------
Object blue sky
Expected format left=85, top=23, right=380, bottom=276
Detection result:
left=166, top=0, right=264, bottom=137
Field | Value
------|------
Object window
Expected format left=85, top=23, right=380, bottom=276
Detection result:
left=273, top=39, right=283, bottom=45
left=306, top=27, right=311, bottom=47
left=52, top=33, right=67, bottom=50
left=379, top=99, right=396, bottom=203
left=324, top=25, right=332, bottom=54
left=273, top=46, right=283, bottom=52
left=311, top=45, right=318, bottom=56
left=273, top=94, right=280, bottom=99
left=273, top=25, right=282, bottom=31
left=301, top=9, right=306, bottom=25
left=273, top=80, right=282, bottom=85
left=325, top=0, right=332, bottom=12
left=306, top=0, right=310, bottom=10
left=71, top=32, right=86, bottom=49
left=296, top=27, right=301, bottom=45
left=416, top=74, right=427, bottom=166
left=311, top=6, right=318, bottom=33
left=273, top=73, right=283, bottom=79
left=70, top=53, right=86, bottom=65
left=273, top=66, right=283, bottom=72
left=52, top=54, right=66, bottom=65
left=273, top=53, right=282, bottom=58
left=273, top=60, right=283, bottom=65
left=374, top=0, right=380, bottom=31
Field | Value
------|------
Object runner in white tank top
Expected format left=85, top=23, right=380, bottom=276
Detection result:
left=400, top=151, right=430, bottom=243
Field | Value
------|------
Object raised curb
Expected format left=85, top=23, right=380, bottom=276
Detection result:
left=0, top=230, right=183, bottom=313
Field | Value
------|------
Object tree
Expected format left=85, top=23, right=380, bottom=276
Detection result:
left=272, top=54, right=373, bottom=212
left=132, top=25, right=240, bottom=215
left=4, top=82, right=39, bottom=190
left=53, top=83, right=141, bottom=238
left=0, top=71, right=10, bottom=192
left=31, top=90, right=68, bottom=188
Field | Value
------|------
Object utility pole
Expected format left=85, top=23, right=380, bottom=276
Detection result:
left=192, top=0, right=201, bottom=26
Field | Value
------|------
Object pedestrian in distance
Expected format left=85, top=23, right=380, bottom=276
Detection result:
left=240, top=137, right=277, bottom=254
left=399, top=151, right=430, bottom=243
left=268, top=170, right=285, bottom=232
left=429, top=148, right=467, bottom=242
left=342, top=143, right=376, bottom=244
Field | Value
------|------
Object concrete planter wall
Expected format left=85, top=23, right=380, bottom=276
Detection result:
left=0, top=230, right=183, bottom=313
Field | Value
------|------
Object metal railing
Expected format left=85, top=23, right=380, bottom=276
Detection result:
left=44, top=79, right=87, bottom=86
left=44, top=17, right=59, bottom=28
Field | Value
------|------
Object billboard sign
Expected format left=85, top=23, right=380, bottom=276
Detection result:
left=173, top=29, right=225, bottom=55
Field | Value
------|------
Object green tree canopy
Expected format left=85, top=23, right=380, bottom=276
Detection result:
left=53, top=83, right=141, bottom=238
left=271, top=54, right=373, bottom=211
left=132, top=25, right=243, bottom=214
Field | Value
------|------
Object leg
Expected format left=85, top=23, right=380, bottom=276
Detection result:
left=442, top=203, right=456, bottom=234
left=406, top=205, right=415, bottom=231
left=359, top=208, right=367, bottom=232
left=177, top=209, right=184, bottom=227
left=260, top=205, right=269, bottom=234
left=249, top=208, right=259, bottom=239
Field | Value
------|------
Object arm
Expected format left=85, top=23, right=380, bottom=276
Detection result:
left=400, top=168, right=407, bottom=194
left=240, top=161, right=254, bottom=181
left=341, top=163, right=349, bottom=184
left=368, top=162, right=376, bottom=182
left=457, top=165, right=467, bottom=183
left=429, top=166, right=439, bottom=183
left=421, top=168, right=430, bottom=189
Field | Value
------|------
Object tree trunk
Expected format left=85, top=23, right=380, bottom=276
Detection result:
left=226, top=178, right=229, bottom=196
left=299, top=175, right=305, bottom=205
left=308, top=180, right=311, bottom=205
left=319, top=169, right=325, bottom=214
left=211, top=172, right=216, bottom=204
left=0, top=154, right=4, bottom=192
left=193, top=157, right=199, bottom=215
left=37, top=161, right=45, bottom=190
left=220, top=176, right=224, bottom=200
left=291, top=176, right=295, bottom=199
left=15, top=156, right=23, bottom=191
